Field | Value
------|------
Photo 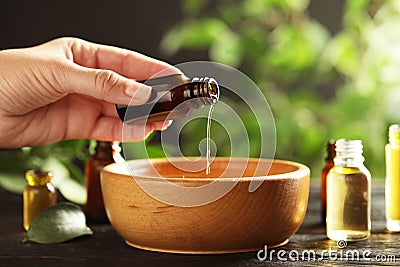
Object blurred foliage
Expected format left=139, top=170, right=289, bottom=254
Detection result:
left=0, top=140, right=91, bottom=203
left=1, top=0, right=399, bottom=199
left=160, top=0, right=400, bottom=178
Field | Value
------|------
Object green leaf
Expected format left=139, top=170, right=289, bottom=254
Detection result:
left=209, top=30, right=243, bottom=67
left=241, top=0, right=273, bottom=18
left=0, top=149, right=31, bottom=193
left=0, top=172, right=27, bottom=194
left=283, top=0, right=309, bottom=12
left=343, top=0, right=371, bottom=27
left=161, top=18, right=226, bottom=55
left=181, top=0, right=209, bottom=16
left=23, top=202, right=92, bottom=244
left=267, top=21, right=329, bottom=71
left=57, top=179, right=87, bottom=205
left=146, top=145, right=168, bottom=158
left=324, top=30, right=360, bottom=76
left=41, top=158, right=86, bottom=205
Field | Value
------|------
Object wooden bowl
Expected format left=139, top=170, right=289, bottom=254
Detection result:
left=101, top=158, right=310, bottom=254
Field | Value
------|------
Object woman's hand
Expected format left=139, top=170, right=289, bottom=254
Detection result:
left=0, top=37, right=176, bottom=148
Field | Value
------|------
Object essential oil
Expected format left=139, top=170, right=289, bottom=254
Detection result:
left=385, top=124, right=400, bottom=232
left=23, top=170, right=56, bottom=230
left=326, top=139, right=371, bottom=241
left=206, top=104, right=215, bottom=175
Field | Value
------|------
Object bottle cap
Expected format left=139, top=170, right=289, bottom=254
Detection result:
left=25, top=170, right=53, bottom=186
left=389, top=124, right=400, bottom=145
left=334, top=139, right=364, bottom=167
left=326, top=140, right=336, bottom=160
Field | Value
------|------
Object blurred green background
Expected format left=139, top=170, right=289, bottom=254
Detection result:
left=1, top=0, right=400, bottom=203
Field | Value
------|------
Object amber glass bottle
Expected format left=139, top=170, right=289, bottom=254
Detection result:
left=321, top=140, right=336, bottom=223
left=23, top=170, right=57, bottom=230
left=116, top=74, right=220, bottom=125
left=85, top=141, right=120, bottom=223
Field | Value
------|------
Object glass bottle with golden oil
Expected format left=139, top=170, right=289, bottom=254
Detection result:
left=85, top=141, right=121, bottom=223
left=23, top=170, right=57, bottom=230
left=326, top=139, right=371, bottom=241
left=321, top=140, right=336, bottom=223
left=385, top=124, right=400, bottom=232
left=116, top=74, right=220, bottom=125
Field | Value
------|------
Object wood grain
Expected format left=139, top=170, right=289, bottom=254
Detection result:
left=101, top=158, right=310, bottom=254
left=0, top=179, right=399, bottom=266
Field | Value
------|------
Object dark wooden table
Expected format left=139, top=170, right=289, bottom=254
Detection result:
left=0, top=181, right=399, bottom=267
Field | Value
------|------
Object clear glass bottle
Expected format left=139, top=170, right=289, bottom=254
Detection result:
left=385, top=124, right=400, bottom=232
left=23, top=170, right=57, bottom=230
left=116, top=73, right=220, bottom=125
left=321, top=140, right=336, bottom=223
left=326, top=139, right=371, bottom=241
left=85, top=141, right=121, bottom=223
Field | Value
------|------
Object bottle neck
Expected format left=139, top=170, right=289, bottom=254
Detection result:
left=94, top=141, right=120, bottom=161
left=389, top=124, right=400, bottom=145
left=333, top=139, right=364, bottom=168
left=325, top=140, right=336, bottom=161
left=25, top=170, right=52, bottom=186
left=188, top=77, right=220, bottom=107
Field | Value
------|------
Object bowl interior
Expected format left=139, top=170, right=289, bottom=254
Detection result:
left=101, top=158, right=310, bottom=254
left=104, top=157, right=305, bottom=181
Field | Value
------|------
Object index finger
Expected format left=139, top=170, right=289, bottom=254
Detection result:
left=67, top=38, right=181, bottom=80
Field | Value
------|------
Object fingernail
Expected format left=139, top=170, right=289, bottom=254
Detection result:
left=125, top=83, right=151, bottom=101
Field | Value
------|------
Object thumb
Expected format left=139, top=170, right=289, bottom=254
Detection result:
left=62, top=64, right=152, bottom=105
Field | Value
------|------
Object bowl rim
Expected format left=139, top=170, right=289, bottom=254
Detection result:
left=102, top=157, right=310, bottom=182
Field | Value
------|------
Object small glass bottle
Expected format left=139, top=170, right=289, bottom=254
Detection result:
left=326, top=139, right=371, bottom=241
left=85, top=141, right=121, bottom=223
left=116, top=73, right=220, bottom=125
left=385, top=124, right=400, bottom=232
left=23, top=170, right=57, bottom=230
left=321, top=140, right=336, bottom=223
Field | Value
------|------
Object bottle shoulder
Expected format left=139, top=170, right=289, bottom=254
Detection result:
left=322, top=161, right=334, bottom=170
left=92, top=155, right=114, bottom=162
left=25, top=183, right=55, bottom=193
left=329, top=166, right=371, bottom=177
left=386, top=143, right=400, bottom=151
